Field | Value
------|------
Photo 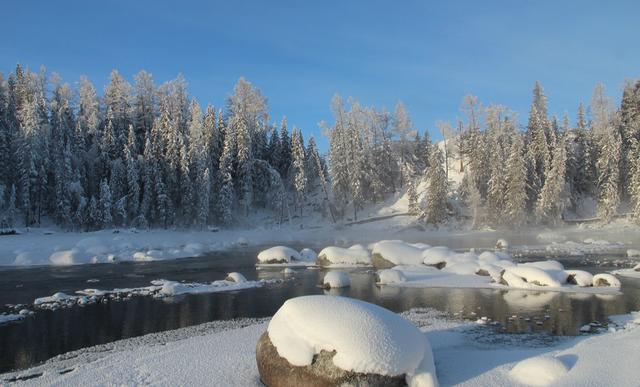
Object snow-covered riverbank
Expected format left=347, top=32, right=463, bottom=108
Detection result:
left=3, top=308, right=639, bottom=386
left=2, top=217, right=640, bottom=267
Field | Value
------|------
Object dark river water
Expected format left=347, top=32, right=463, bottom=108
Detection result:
left=1, top=244, right=639, bottom=373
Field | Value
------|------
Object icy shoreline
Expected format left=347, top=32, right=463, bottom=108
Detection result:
left=3, top=308, right=639, bottom=386
left=3, top=219, right=640, bottom=267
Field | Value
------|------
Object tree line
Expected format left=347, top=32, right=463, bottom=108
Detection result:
left=324, top=81, right=640, bottom=228
left=1, top=63, right=639, bottom=230
left=0, top=65, right=327, bottom=229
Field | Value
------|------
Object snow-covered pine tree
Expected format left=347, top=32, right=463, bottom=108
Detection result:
left=132, top=71, right=155, bottom=152
left=87, top=196, right=98, bottom=230
left=394, top=102, right=414, bottom=188
left=407, top=177, right=420, bottom=216
left=98, top=178, right=112, bottom=228
left=535, top=134, right=568, bottom=225
left=291, top=128, right=307, bottom=217
left=4, top=184, right=16, bottom=228
left=328, top=95, right=350, bottom=216
left=197, top=166, right=210, bottom=228
left=234, top=113, right=253, bottom=217
left=629, top=138, right=640, bottom=222
left=596, top=120, right=622, bottom=223
left=504, top=133, right=528, bottom=227
left=423, top=147, right=448, bottom=224
left=591, top=84, right=621, bottom=223
left=217, top=113, right=236, bottom=225
left=124, top=125, right=140, bottom=222
left=278, top=117, right=292, bottom=180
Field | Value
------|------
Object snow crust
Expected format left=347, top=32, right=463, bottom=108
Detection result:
left=267, top=295, right=435, bottom=382
left=317, top=245, right=371, bottom=266
left=509, top=356, right=569, bottom=386
left=322, top=271, right=351, bottom=288
left=0, top=314, right=24, bottom=325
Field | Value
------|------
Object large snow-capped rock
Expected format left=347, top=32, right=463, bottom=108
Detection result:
left=257, top=295, right=437, bottom=387
left=371, top=240, right=430, bottom=268
left=316, top=245, right=371, bottom=266
left=257, top=246, right=302, bottom=264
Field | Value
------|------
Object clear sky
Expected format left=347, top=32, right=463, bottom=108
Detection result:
left=2, top=1, right=639, bottom=149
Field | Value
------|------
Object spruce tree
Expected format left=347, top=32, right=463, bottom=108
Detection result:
left=424, top=148, right=448, bottom=224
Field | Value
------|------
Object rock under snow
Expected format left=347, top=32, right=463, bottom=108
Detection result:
left=565, top=270, right=594, bottom=287
left=259, top=296, right=436, bottom=387
left=422, top=246, right=454, bottom=268
left=316, top=245, right=371, bottom=266
left=503, top=266, right=563, bottom=288
left=257, top=246, right=302, bottom=264
left=495, top=238, right=509, bottom=249
left=509, top=356, right=568, bottom=386
left=371, top=240, right=430, bottom=268
left=376, top=269, right=408, bottom=285
left=592, top=273, right=621, bottom=288
left=626, top=249, right=640, bottom=257
left=322, top=271, right=351, bottom=289
left=225, top=272, right=247, bottom=283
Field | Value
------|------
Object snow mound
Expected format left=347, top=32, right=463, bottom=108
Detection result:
left=157, top=278, right=260, bottom=296
left=495, top=238, right=509, bottom=249
left=34, top=292, right=75, bottom=305
left=225, top=272, right=247, bottom=283
left=627, top=249, right=640, bottom=257
left=317, top=245, right=371, bottom=266
left=282, top=268, right=296, bottom=275
left=522, top=260, right=564, bottom=271
left=565, top=270, right=594, bottom=287
left=509, top=356, right=568, bottom=386
left=323, top=271, right=351, bottom=288
left=592, top=273, right=621, bottom=288
left=372, top=240, right=430, bottom=266
left=0, top=314, right=25, bottom=325
left=503, top=266, right=563, bottom=288
left=49, top=249, right=84, bottom=265
left=267, top=296, right=436, bottom=385
left=257, top=246, right=301, bottom=263
left=376, top=269, right=408, bottom=285
left=299, top=248, right=317, bottom=262
left=422, top=246, right=454, bottom=266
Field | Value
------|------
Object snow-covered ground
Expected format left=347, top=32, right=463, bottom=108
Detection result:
left=3, top=193, right=640, bottom=267
left=4, top=308, right=639, bottom=386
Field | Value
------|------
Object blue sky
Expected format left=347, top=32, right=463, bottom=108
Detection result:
left=2, top=1, right=639, bottom=149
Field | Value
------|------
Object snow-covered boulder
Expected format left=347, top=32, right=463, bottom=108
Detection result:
left=626, top=249, right=640, bottom=257
left=565, top=270, right=594, bottom=287
left=322, top=271, right=351, bottom=289
left=316, top=245, right=371, bottom=266
left=442, top=262, right=480, bottom=276
left=592, top=273, right=621, bottom=288
left=257, top=296, right=437, bottom=387
left=376, top=269, right=408, bottom=285
left=282, top=267, right=296, bottom=275
left=257, top=246, right=302, bottom=264
left=503, top=266, right=563, bottom=288
left=371, top=240, right=428, bottom=268
left=495, top=238, right=509, bottom=250
left=49, top=249, right=83, bottom=265
left=299, top=248, right=317, bottom=262
left=225, top=272, right=247, bottom=283
left=509, top=356, right=568, bottom=386
left=422, top=246, right=453, bottom=268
